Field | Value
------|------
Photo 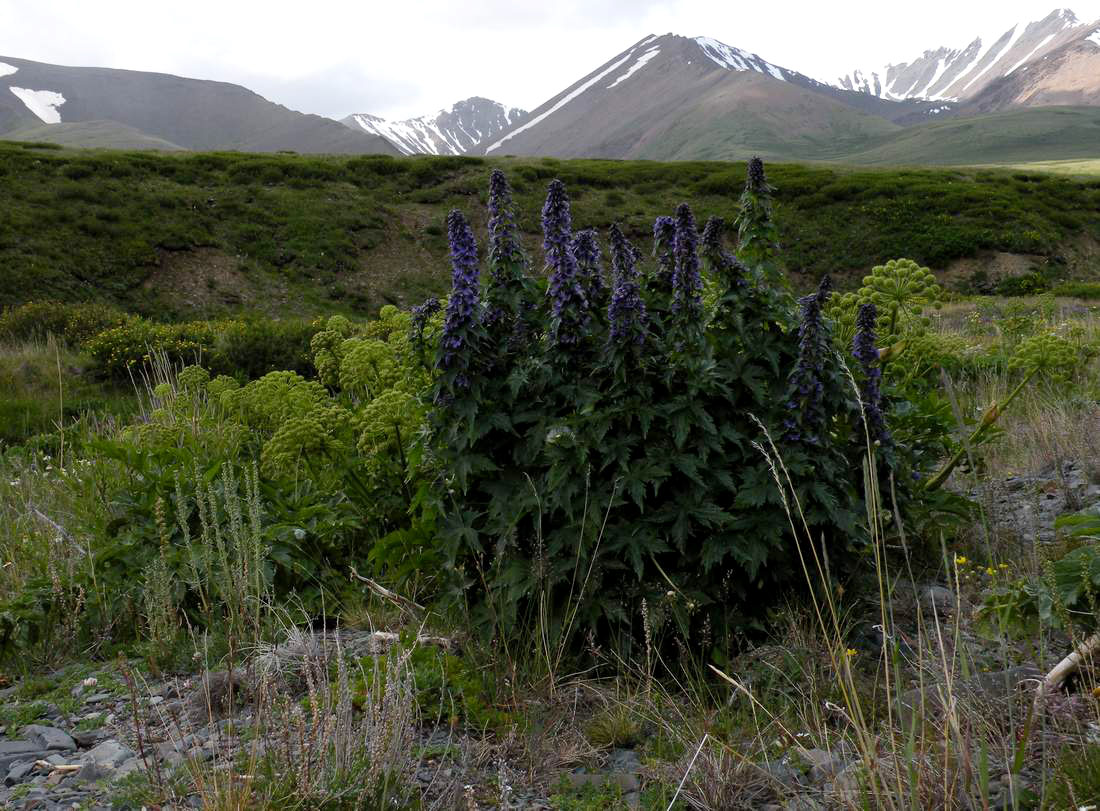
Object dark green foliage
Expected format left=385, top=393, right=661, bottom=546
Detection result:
left=1, top=143, right=1098, bottom=318
left=425, top=168, right=909, bottom=654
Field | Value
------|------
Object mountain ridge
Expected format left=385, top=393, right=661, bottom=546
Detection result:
left=341, top=97, right=526, bottom=155
left=0, top=55, right=397, bottom=154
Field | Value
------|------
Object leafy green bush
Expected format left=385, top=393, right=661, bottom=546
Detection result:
left=1052, top=280, right=1100, bottom=299
left=0, top=300, right=129, bottom=345
left=423, top=165, right=933, bottom=653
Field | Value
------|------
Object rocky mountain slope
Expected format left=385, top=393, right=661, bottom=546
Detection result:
left=477, top=34, right=918, bottom=161
left=838, top=7, right=1100, bottom=107
left=341, top=97, right=526, bottom=155
left=0, top=56, right=397, bottom=154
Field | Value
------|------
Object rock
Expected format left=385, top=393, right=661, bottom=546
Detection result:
left=794, top=747, right=850, bottom=783
left=0, top=747, right=50, bottom=773
left=5, top=760, right=35, bottom=786
left=568, top=771, right=640, bottom=793
left=607, top=748, right=642, bottom=772
left=21, top=725, right=76, bottom=752
left=114, top=757, right=143, bottom=777
left=969, top=666, right=1041, bottom=701
left=70, top=730, right=104, bottom=749
left=758, top=759, right=808, bottom=789
left=897, top=665, right=1042, bottom=730
left=82, top=692, right=112, bottom=704
left=0, top=741, right=40, bottom=757
left=76, top=761, right=100, bottom=783
left=921, top=585, right=960, bottom=615
left=80, top=740, right=133, bottom=771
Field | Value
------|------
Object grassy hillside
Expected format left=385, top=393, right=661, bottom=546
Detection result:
left=4, top=121, right=186, bottom=151
left=843, top=106, right=1100, bottom=166
left=2, top=140, right=1100, bottom=318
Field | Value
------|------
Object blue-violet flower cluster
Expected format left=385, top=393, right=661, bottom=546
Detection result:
left=672, top=203, right=702, bottom=317
left=853, top=301, right=890, bottom=445
left=785, top=276, right=833, bottom=444
left=607, top=224, right=648, bottom=347
left=542, top=180, right=589, bottom=347
left=440, top=210, right=481, bottom=379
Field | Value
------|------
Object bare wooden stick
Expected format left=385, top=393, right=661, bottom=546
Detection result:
left=1034, top=631, right=1100, bottom=713
left=349, top=567, right=424, bottom=617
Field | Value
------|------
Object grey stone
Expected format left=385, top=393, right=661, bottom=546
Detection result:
left=758, top=759, right=809, bottom=788
left=795, top=747, right=850, bottom=783
left=0, top=750, right=50, bottom=773
left=0, top=741, right=39, bottom=757
left=606, top=748, right=641, bottom=772
left=4, top=760, right=35, bottom=786
left=784, top=798, right=825, bottom=811
left=76, top=761, right=99, bottom=783
left=82, top=693, right=111, bottom=704
left=21, top=725, right=76, bottom=752
left=80, top=740, right=133, bottom=770
left=114, top=757, right=143, bottom=777
left=568, top=771, right=640, bottom=793
left=921, top=585, right=959, bottom=614
left=70, top=730, right=103, bottom=749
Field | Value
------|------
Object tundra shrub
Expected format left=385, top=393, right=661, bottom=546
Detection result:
left=425, top=164, right=897, bottom=652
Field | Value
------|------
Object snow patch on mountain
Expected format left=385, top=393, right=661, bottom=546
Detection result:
left=608, top=47, right=661, bottom=88
left=694, top=37, right=786, bottom=80
left=347, top=98, right=526, bottom=156
left=9, top=87, right=65, bottom=123
left=487, top=51, right=635, bottom=153
left=837, top=8, right=1085, bottom=101
left=1006, top=33, right=1057, bottom=74
left=1087, top=29, right=1100, bottom=46
left=0, top=62, right=17, bottom=78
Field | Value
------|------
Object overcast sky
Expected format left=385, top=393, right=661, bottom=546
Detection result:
left=2, top=1, right=1100, bottom=121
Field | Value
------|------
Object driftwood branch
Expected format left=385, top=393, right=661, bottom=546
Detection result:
left=350, top=567, right=425, bottom=618
left=1034, top=631, right=1100, bottom=713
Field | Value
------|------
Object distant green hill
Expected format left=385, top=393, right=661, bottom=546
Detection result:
left=843, top=107, right=1100, bottom=166
left=1, top=141, right=1098, bottom=318
left=4, top=120, right=185, bottom=151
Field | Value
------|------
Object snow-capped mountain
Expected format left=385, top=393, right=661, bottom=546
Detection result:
left=477, top=33, right=919, bottom=161
left=837, top=8, right=1096, bottom=103
left=0, top=56, right=397, bottom=154
left=341, top=97, right=527, bottom=155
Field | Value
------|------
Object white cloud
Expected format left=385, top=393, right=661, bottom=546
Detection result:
left=1, top=0, right=1098, bottom=120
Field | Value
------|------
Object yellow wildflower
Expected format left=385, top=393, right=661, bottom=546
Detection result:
left=955, top=555, right=967, bottom=565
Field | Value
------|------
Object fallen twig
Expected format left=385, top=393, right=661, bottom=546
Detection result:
left=1034, top=631, right=1100, bottom=714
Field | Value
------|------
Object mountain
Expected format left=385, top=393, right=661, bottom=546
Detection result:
left=0, top=56, right=398, bottom=154
left=341, top=97, right=527, bottom=155
left=837, top=8, right=1100, bottom=107
left=478, top=34, right=916, bottom=161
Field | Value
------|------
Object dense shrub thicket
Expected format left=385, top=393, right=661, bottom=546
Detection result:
left=2, top=140, right=1099, bottom=316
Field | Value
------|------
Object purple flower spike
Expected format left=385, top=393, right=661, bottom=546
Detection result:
left=440, top=210, right=481, bottom=373
left=784, top=276, right=833, bottom=444
left=701, top=216, right=747, bottom=287
left=488, top=169, right=522, bottom=279
left=672, top=203, right=702, bottom=317
left=572, top=229, right=607, bottom=307
left=542, top=180, right=589, bottom=347
left=853, top=302, right=890, bottom=445
left=542, top=179, right=573, bottom=265
left=652, top=216, right=676, bottom=291
left=607, top=224, right=648, bottom=348
left=746, top=156, right=768, bottom=194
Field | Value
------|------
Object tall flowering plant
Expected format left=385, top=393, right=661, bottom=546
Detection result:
left=426, top=164, right=878, bottom=654
left=543, top=180, right=590, bottom=349
left=737, top=156, right=781, bottom=280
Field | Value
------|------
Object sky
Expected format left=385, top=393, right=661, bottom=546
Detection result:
left=2, top=0, right=1100, bottom=121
